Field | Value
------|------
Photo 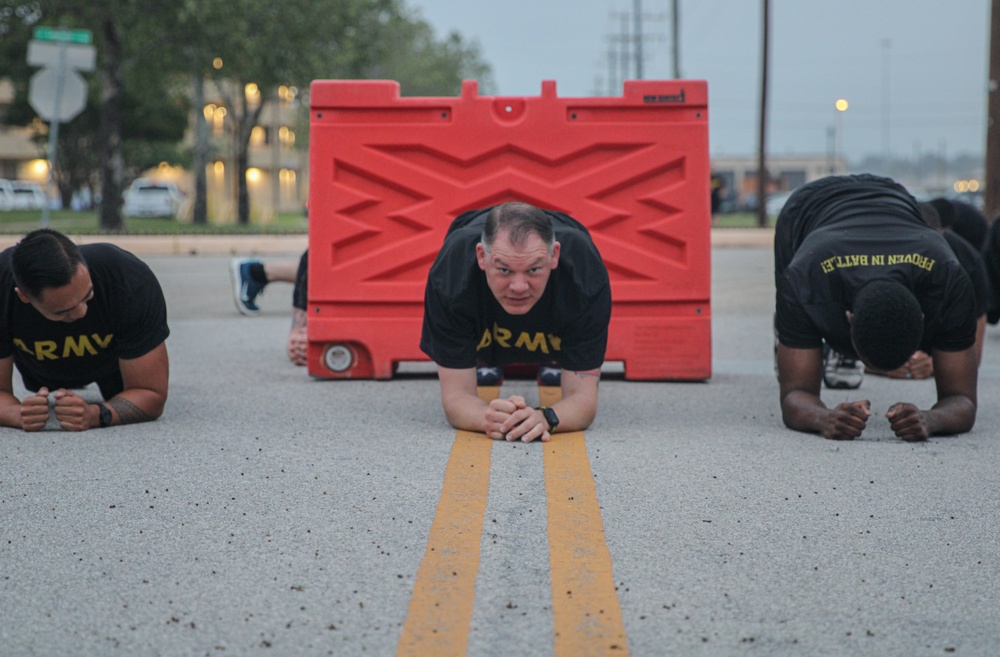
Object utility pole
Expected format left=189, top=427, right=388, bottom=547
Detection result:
left=986, top=0, right=1000, bottom=221
left=672, top=0, right=681, bottom=78
left=634, top=0, right=643, bottom=79
left=756, top=0, right=771, bottom=228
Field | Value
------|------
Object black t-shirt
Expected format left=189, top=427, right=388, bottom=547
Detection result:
left=942, top=230, right=988, bottom=318
left=774, top=175, right=978, bottom=356
left=420, top=208, right=611, bottom=371
left=0, top=243, right=170, bottom=388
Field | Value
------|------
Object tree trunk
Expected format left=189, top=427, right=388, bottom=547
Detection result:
left=192, top=70, right=209, bottom=225
left=234, top=92, right=266, bottom=225
left=98, top=16, right=125, bottom=232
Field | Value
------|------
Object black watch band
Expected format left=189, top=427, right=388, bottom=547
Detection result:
left=96, top=403, right=112, bottom=428
left=536, top=406, right=559, bottom=432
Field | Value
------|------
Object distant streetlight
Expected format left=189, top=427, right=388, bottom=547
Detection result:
left=835, top=98, right=849, bottom=170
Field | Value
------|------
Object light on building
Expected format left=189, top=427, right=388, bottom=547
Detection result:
left=204, top=104, right=216, bottom=119
left=968, top=179, right=980, bottom=192
left=250, top=126, right=265, bottom=146
left=213, top=57, right=223, bottom=70
left=31, top=159, right=49, bottom=176
left=213, top=161, right=225, bottom=176
left=247, top=167, right=262, bottom=183
left=835, top=99, right=849, bottom=112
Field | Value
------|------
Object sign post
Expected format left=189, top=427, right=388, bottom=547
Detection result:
left=27, top=27, right=95, bottom=227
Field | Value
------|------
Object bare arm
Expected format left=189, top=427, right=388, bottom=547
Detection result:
left=436, top=365, right=490, bottom=432
left=887, top=345, right=977, bottom=440
left=776, top=344, right=871, bottom=440
left=0, top=356, right=50, bottom=431
left=106, top=342, right=170, bottom=425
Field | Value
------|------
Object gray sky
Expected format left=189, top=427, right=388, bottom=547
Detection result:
left=406, top=0, right=990, bottom=164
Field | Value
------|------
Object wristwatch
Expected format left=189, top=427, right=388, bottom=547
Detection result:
left=536, top=406, right=559, bottom=432
left=96, top=403, right=112, bottom=428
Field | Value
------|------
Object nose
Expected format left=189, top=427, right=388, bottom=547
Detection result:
left=66, top=302, right=88, bottom=322
left=509, top=275, right=529, bottom=293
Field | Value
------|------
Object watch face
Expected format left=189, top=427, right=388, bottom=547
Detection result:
left=99, top=405, right=112, bottom=427
left=542, top=406, right=559, bottom=430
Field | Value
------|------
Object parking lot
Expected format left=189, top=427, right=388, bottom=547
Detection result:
left=1, top=238, right=999, bottom=656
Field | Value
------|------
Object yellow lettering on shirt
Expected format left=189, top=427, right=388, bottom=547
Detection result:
left=62, top=335, right=98, bottom=357
left=476, top=326, right=563, bottom=356
left=494, top=324, right=512, bottom=348
left=514, top=332, right=550, bottom=354
left=34, top=341, right=58, bottom=360
left=476, top=328, right=492, bottom=350
left=13, top=334, right=115, bottom=360
left=821, top=253, right=935, bottom=273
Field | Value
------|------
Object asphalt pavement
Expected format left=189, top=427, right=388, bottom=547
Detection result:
left=1, top=235, right=999, bottom=656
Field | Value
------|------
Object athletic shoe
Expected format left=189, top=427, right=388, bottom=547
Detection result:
left=230, top=258, right=265, bottom=316
left=476, top=366, right=504, bottom=386
left=823, top=349, right=864, bottom=389
left=537, top=365, right=561, bottom=386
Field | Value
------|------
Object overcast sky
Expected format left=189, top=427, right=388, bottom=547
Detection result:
left=405, top=0, right=990, bottom=164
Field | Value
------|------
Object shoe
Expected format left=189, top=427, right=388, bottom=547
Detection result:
left=230, top=258, right=265, bottom=316
left=823, top=349, right=864, bottom=389
left=476, top=366, right=504, bottom=386
left=537, top=365, right=561, bottom=386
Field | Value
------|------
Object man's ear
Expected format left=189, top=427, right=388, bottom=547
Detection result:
left=845, top=310, right=853, bottom=324
left=550, top=241, right=561, bottom=269
left=14, top=287, right=30, bottom=304
left=476, top=242, right=487, bottom=271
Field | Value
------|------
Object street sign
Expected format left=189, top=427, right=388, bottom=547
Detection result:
left=28, top=67, right=88, bottom=122
left=32, top=26, right=92, bottom=45
left=27, top=41, right=96, bottom=71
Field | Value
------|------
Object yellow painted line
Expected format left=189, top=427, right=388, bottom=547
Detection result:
left=538, top=384, right=561, bottom=408
left=395, top=386, right=497, bottom=656
left=544, top=387, right=629, bottom=656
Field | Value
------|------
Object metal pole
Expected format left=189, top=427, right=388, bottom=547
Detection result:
left=881, top=39, right=891, bottom=176
left=756, top=0, right=770, bottom=228
left=41, top=42, right=67, bottom=228
left=985, top=0, right=1000, bottom=221
left=672, top=0, right=681, bottom=78
left=634, top=0, right=643, bottom=79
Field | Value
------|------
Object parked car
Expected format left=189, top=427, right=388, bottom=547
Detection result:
left=122, top=178, right=183, bottom=217
left=765, top=190, right=794, bottom=217
left=9, top=180, right=47, bottom=211
left=0, top=179, right=14, bottom=211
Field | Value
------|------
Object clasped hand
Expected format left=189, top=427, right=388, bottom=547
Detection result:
left=824, top=399, right=928, bottom=442
left=20, top=387, right=93, bottom=432
left=484, top=395, right=551, bottom=443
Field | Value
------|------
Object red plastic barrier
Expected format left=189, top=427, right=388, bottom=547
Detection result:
left=308, top=79, right=711, bottom=380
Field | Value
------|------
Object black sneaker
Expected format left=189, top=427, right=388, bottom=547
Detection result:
left=476, top=366, right=504, bottom=386
left=536, top=365, right=561, bottom=386
left=823, top=349, right=864, bottom=389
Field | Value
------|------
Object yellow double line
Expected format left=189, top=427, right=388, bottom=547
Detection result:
left=397, top=387, right=628, bottom=656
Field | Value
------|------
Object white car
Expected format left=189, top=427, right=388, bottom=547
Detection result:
left=9, top=180, right=47, bottom=211
left=122, top=178, right=183, bottom=217
left=0, top=179, right=14, bottom=211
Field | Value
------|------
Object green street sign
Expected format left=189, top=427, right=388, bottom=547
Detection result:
left=32, top=27, right=92, bottom=45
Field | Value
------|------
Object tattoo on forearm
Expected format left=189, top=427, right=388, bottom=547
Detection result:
left=107, top=398, right=154, bottom=425
left=291, top=308, right=307, bottom=329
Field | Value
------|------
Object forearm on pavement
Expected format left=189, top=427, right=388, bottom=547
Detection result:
left=103, top=388, right=166, bottom=425
left=0, top=393, right=26, bottom=428
left=551, top=369, right=600, bottom=432
left=924, top=395, right=976, bottom=436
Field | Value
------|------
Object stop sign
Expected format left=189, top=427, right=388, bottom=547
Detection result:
left=28, top=66, right=88, bottom=122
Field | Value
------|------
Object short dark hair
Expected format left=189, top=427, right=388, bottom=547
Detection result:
left=481, top=202, right=554, bottom=253
left=11, top=229, right=86, bottom=300
left=851, top=279, right=923, bottom=371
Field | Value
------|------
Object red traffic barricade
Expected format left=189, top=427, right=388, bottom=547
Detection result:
left=307, top=79, right=711, bottom=380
